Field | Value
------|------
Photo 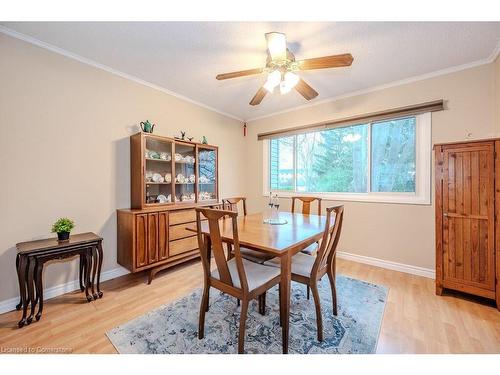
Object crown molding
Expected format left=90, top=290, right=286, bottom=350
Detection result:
left=1, top=24, right=498, bottom=124
left=0, top=25, right=244, bottom=122
left=246, top=40, right=500, bottom=123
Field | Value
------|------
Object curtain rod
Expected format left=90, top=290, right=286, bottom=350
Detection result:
left=257, top=99, right=444, bottom=140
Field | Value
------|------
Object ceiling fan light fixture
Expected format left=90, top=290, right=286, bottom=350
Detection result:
left=263, top=69, right=281, bottom=93
left=280, top=71, right=299, bottom=95
left=265, top=32, right=287, bottom=61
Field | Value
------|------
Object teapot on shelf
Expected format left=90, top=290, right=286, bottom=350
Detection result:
left=140, top=120, right=155, bottom=133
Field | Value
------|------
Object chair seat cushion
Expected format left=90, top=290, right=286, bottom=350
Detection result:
left=301, top=242, right=318, bottom=255
left=238, top=247, right=273, bottom=264
left=264, top=252, right=316, bottom=278
left=211, top=257, right=281, bottom=291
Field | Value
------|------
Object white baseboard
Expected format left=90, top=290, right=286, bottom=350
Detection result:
left=0, top=266, right=130, bottom=315
left=337, top=251, right=435, bottom=279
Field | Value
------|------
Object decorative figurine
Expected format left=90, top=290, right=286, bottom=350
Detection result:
left=181, top=131, right=186, bottom=140
left=187, top=136, right=194, bottom=142
left=201, top=136, right=208, bottom=144
left=140, top=120, right=155, bottom=133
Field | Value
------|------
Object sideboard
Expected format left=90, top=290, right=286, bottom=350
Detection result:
left=117, top=132, right=220, bottom=283
left=117, top=204, right=216, bottom=283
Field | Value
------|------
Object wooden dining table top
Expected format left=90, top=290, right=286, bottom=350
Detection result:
left=194, top=211, right=330, bottom=256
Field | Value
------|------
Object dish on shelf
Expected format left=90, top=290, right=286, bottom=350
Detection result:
left=184, top=155, right=195, bottom=164
left=152, top=173, right=163, bottom=183
left=148, top=150, right=160, bottom=159
left=199, top=192, right=215, bottom=200
left=145, top=170, right=153, bottom=182
left=176, top=173, right=185, bottom=183
left=189, top=174, right=196, bottom=183
left=174, top=153, right=195, bottom=164
left=157, top=194, right=168, bottom=203
left=165, top=173, right=172, bottom=183
left=199, top=176, right=210, bottom=184
left=180, top=193, right=196, bottom=202
left=160, top=152, right=171, bottom=161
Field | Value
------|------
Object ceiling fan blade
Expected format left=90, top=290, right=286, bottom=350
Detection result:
left=216, top=68, right=263, bottom=80
left=297, top=53, right=353, bottom=70
left=265, top=32, right=287, bottom=61
left=295, top=78, right=319, bottom=100
left=249, top=87, right=267, bottom=106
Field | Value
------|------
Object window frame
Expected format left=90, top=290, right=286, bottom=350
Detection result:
left=262, top=112, right=432, bottom=205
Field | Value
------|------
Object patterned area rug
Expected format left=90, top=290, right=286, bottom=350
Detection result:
left=107, top=275, right=388, bottom=354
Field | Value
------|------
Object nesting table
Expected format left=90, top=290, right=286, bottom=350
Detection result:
left=15, top=232, right=104, bottom=328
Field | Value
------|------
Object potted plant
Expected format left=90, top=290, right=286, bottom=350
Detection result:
left=51, top=218, right=75, bottom=241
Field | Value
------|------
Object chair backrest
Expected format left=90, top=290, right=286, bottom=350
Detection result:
left=222, top=197, right=247, bottom=216
left=291, top=196, right=322, bottom=215
left=195, top=207, right=249, bottom=291
left=311, top=205, right=344, bottom=277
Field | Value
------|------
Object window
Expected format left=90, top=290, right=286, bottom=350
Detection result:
left=265, top=113, right=431, bottom=204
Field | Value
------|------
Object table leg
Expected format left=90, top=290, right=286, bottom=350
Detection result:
left=35, top=260, right=44, bottom=321
left=280, top=253, right=291, bottom=354
left=84, top=252, right=93, bottom=302
left=26, top=256, right=37, bottom=324
left=15, top=254, right=23, bottom=311
left=17, top=254, right=28, bottom=328
left=91, top=246, right=98, bottom=300
left=204, top=234, right=212, bottom=312
left=79, top=254, right=85, bottom=292
left=96, top=241, right=104, bottom=298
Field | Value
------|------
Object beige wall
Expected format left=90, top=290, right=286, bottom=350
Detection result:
left=0, top=34, right=245, bottom=302
left=246, top=63, right=497, bottom=270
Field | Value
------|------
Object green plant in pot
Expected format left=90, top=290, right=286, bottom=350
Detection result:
left=51, top=218, right=75, bottom=241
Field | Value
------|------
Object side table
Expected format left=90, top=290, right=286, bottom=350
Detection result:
left=16, top=232, right=104, bottom=328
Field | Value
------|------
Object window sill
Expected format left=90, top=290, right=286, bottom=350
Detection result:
left=262, top=191, right=431, bottom=205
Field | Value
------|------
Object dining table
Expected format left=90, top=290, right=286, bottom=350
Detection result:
left=194, top=210, right=329, bottom=354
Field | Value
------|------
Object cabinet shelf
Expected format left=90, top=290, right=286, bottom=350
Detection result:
left=146, top=182, right=172, bottom=185
left=145, top=157, right=171, bottom=162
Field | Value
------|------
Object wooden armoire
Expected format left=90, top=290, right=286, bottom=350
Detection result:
left=435, top=139, right=500, bottom=310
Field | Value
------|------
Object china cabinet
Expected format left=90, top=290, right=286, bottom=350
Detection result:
left=118, top=132, right=220, bottom=283
left=131, top=132, right=218, bottom=208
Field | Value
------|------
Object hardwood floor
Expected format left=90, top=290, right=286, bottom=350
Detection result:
left=0, top=258, right=499, bottom=353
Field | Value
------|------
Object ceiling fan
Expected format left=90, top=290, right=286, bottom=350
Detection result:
left=216, top=32, right=353, bottom=106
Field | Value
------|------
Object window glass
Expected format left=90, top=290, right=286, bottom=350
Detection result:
left=269, top=136, right=294, bottom=191
left=296, top=124, right=368, bottom=193
left=371, top=117, right=416, bottom=192
left=268, top=116, right=417, bottom=195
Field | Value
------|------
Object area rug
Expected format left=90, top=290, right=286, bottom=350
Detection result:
left=106, top=275, right=388, bottom=354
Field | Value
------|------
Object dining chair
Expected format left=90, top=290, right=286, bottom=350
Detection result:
left=263, top=205, right=344, bottom=342
left=222, top=197, right=247, bottom=215
left=195, top=207, right=283, bottom=354
left=223, top=197, right=273, bottom=265
left=291, top=196, right=322, bottom=255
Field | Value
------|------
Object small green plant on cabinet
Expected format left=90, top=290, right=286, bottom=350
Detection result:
left=51, top=218, right=75, bottom=241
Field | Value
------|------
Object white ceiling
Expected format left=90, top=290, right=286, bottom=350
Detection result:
left=2, top=22, right=500, bottom=121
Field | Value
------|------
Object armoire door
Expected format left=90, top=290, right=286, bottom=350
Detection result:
left=440, top=142, right=496, bottom=293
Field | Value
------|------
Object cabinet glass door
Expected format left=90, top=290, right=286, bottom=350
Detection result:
left=174, top=142, right=196, bottom=203
left=144, top=137, right=173, bottom=205
left=198, top=147, right=217, bottom=202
